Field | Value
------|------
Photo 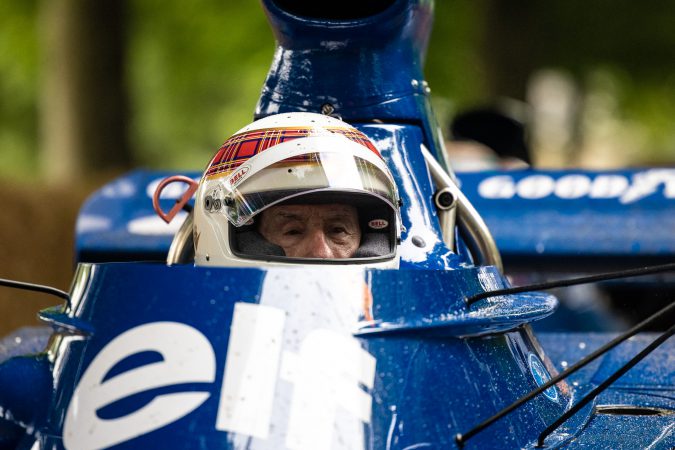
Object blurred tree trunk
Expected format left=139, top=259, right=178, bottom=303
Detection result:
left=480, top=0, right=542, bottom=101
left=40, top=0, right=131, bottom=184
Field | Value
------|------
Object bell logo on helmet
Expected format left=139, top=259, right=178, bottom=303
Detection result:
left=229, top=165, right=250, bottom=187
left=368, top=219, right=389, bottom=230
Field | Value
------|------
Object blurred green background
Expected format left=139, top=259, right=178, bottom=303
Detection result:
left=2, top=0, right=675, bottom=183
left=1, top=0, right=674, bottom=333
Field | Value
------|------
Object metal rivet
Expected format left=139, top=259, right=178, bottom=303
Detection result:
left=422, top=80, right=431, bottom=94
left=411, top=236, right=426, bottom=248
left=411, top=79, right=419, bottom=88
left=321, top=103, right=335, bottom=115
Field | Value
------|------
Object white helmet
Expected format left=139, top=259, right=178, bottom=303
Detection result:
left=193, top=112, right=400, bottom=267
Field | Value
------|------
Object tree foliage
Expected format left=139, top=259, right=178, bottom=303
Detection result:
left=0, top=0, right=39, bottom=178
left=127, top=0, right=274, bottom=170
left=0, top=0, right=674, bottom=180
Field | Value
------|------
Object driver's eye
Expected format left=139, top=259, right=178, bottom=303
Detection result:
left=284, top=229, right=303, bottom=236
left=331, top=226, right=347, bottom=235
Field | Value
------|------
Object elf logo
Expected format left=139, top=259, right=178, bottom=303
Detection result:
left=476, top=169, right=675, bottom=204
left=63, top=303, right=375, bottom=450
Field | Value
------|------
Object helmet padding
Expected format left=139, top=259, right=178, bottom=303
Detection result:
left=353, top=233, right=391, bottom=258
left=232, top=230, right=285, bottom=257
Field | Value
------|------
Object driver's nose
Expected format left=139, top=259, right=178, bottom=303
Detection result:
left=302, top=228, right=333, bottom=258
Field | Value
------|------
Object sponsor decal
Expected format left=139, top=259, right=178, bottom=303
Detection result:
left=528, top=353, right=558, bottom=402
left=229, top=165, right=250, bottom=187
left=63, top=303, right=375, bottom=450
left=476, top=169, right=675, bottom=204
left=368, top=219, right=388, bottom=230
left=63, top=322, right=216, bottom=450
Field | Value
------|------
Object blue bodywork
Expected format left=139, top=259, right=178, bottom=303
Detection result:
left=459, top=169, right=675, bottom=263
left=1, top=0, right=673, bottom=448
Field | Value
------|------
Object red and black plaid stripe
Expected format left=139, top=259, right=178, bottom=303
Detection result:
left=205, top=126, right=380, bottom=179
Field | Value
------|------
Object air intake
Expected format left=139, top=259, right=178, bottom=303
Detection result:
left=270, top=0, right=397, bottom=20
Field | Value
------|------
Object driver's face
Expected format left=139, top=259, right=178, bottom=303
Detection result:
left=258, top=204, right=361, bottom=259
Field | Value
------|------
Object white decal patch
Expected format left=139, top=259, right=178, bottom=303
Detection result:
left=216, top=303, right=286, bottom=438
left=283, top=329, right=376, bottom=450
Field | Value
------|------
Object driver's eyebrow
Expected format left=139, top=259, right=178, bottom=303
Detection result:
left=325, top=211, right=357, bottom=222
left=325, top=217, right=354, bottom=227
left=275, top=212, right=305, bottom=221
